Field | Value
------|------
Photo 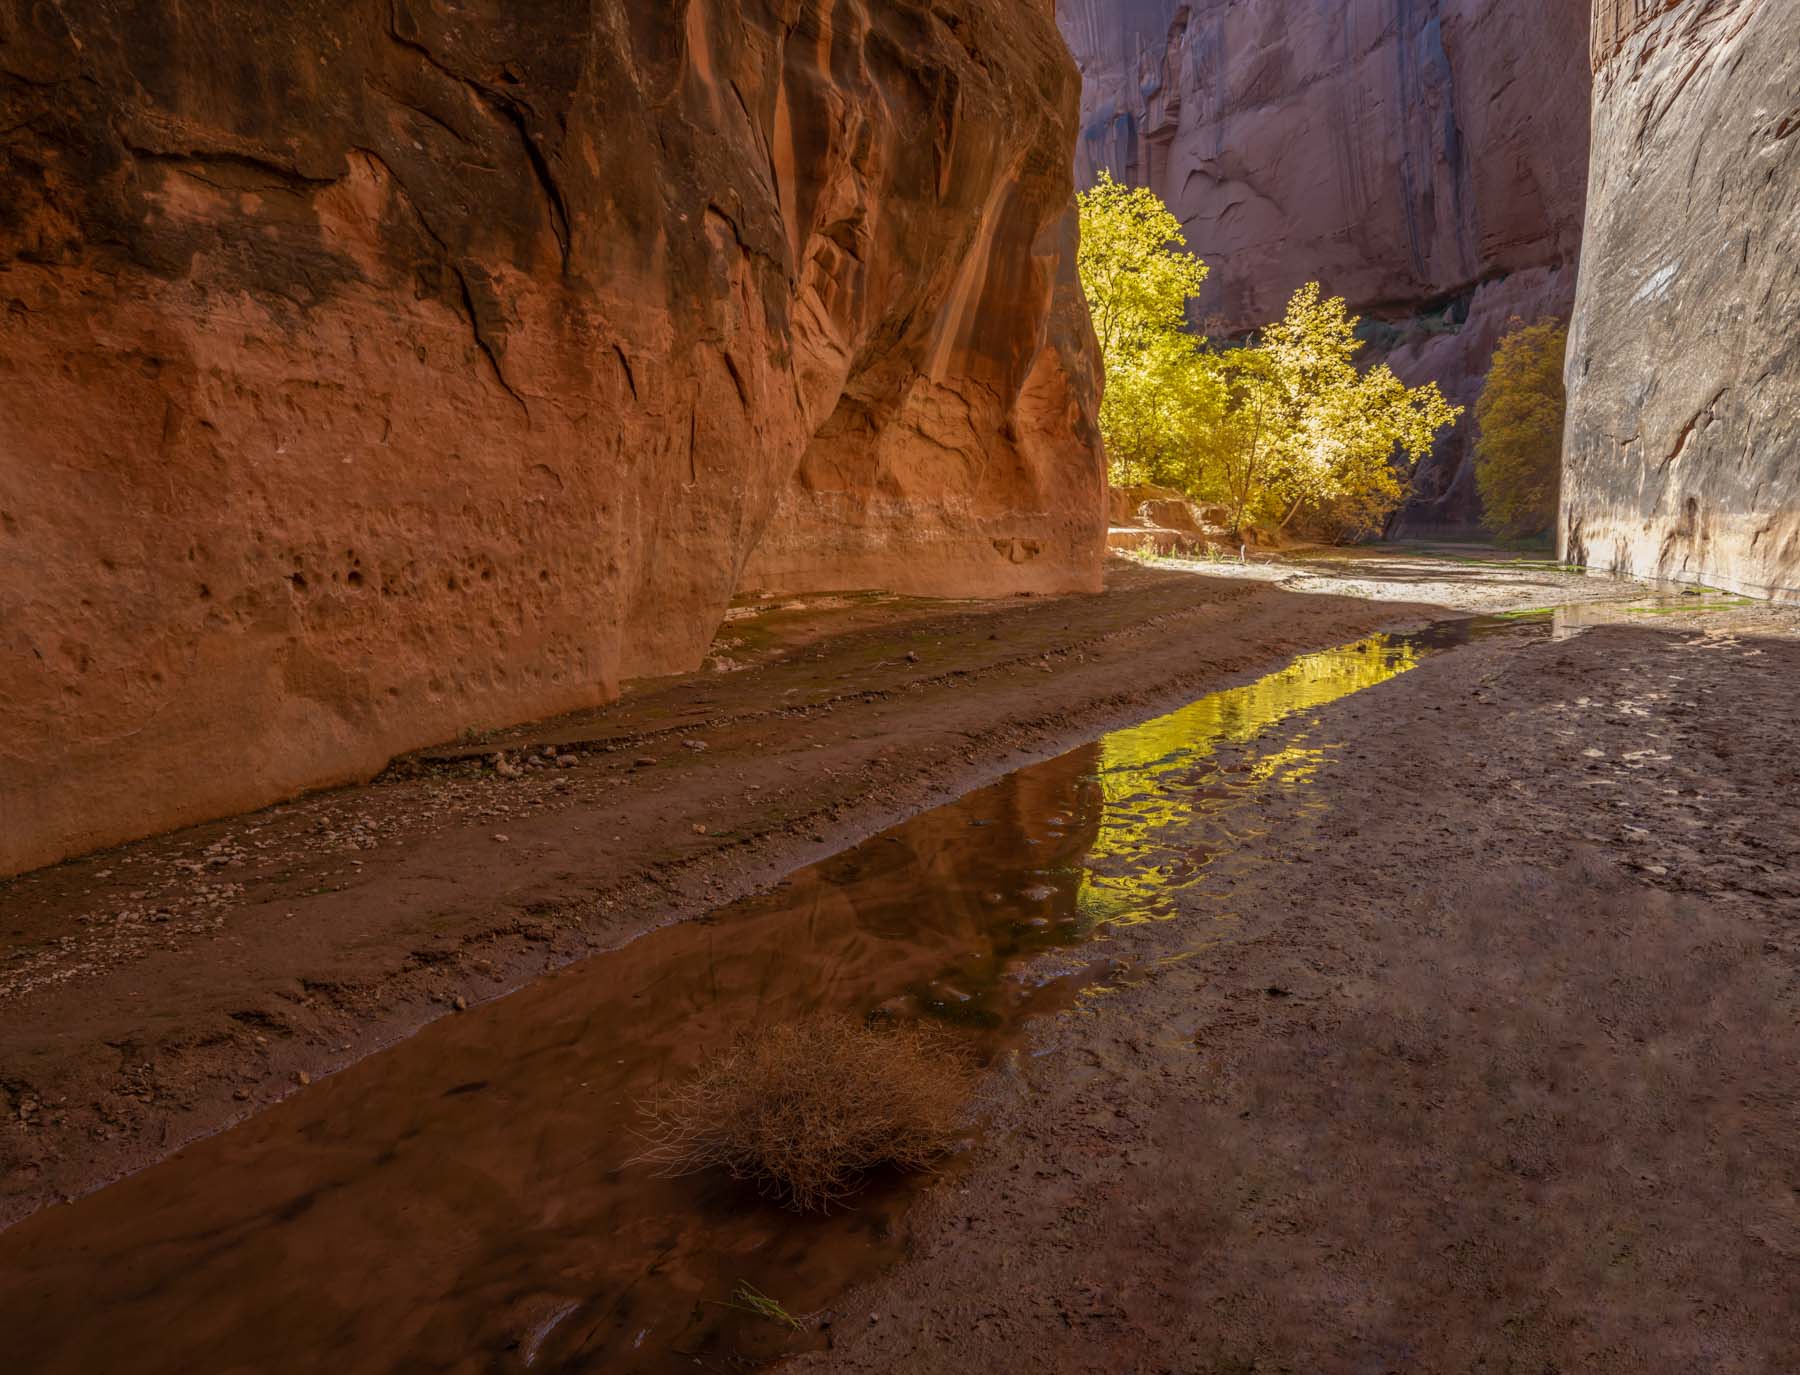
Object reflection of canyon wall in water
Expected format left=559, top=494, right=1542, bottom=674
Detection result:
left=0, top=1, right=1106, bottom=875
left=0, top=744, right=1108, bottom=1372
left=1562, top=0, right=1800, bottom=600
left=1055, top=0, right=1592, bottom=533
left=0, top=622, right=1442, bottom=1372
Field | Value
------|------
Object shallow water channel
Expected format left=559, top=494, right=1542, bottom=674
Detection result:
left=3, top=620, right=1517, bottom=1373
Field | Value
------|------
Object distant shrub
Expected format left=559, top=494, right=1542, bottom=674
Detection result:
left=1475, top=318, right=1569, bottom=539
left=630, top=1014, right=974, bottom=1212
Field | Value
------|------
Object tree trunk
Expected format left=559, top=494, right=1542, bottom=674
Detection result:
left=1230, top=396, right=1266, bottom=538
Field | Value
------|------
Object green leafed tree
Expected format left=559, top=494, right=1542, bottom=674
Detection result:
left=1474, top=318, right=1569, bottom=539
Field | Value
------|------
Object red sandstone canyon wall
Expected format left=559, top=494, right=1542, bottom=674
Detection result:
left=1562, top=0, right=1799, bottom=599
left=1056, top=0, right=1592, bottom=532
left=0, top=0, right=1105, bottom=875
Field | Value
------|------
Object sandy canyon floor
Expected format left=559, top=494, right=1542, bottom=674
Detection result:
left=2, top=547, right=1796, bottom=1371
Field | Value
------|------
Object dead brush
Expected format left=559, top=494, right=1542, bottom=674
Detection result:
left=630, top=1013, right=975, bottom=1212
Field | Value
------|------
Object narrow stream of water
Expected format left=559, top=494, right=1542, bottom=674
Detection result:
left=1, top=620, right=1516, bottom=1373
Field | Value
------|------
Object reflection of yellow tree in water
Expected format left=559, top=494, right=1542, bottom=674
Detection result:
left=1077, top=635, right=1423, bottom=928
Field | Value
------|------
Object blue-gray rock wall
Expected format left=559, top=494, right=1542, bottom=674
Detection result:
left=1563, top=0, right=1800, bottom=598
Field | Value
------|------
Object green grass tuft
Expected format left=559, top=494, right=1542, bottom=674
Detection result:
left=719, top=1281, right=805, bottom=1332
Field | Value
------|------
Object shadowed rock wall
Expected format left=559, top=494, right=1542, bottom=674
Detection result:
left=0, top=0, right=1104, bottom=875
left=1055, top=0, right=1591, bottom=533
left=1562, top=0, right=1799, bottom=599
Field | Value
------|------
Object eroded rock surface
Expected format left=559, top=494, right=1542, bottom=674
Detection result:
left=1562, top=0, right=1799, bottom=599
left=0, top=0, right=1104, bottom=874
left=1055, top=0, right=1591, bottom=531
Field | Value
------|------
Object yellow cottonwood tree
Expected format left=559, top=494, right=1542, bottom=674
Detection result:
left=1211, top=285, right=1461, bottom=538
left=1475, top=318, right=1569, bottom=539
left=1078, top=179, right=1462, bottom=539
left=1077, top=171, right=1209, bottom=368
left=1076, top=172, right=1213, bottom=486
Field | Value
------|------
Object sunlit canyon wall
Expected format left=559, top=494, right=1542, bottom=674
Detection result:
left=0, top=0, right=1106, bottom=875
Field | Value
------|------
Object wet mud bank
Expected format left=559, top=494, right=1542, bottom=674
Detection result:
left=2, top=626, right=1474, bottom=1373
left=2, top=552, right=1626, bottom=1226
left=800, top=614, right=1800, bottom=1373
left=6, top=555, right=1795, bottom=1369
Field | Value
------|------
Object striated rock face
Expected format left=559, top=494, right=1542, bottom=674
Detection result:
left=1055, top=0, right=1591, bottom=532
left=0, top=0, right=1104, bottom=875
left=1562, top=0, right=1799, bottom=599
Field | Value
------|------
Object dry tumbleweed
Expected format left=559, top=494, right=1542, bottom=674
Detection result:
left=631, top=1013, right=974, bottom=1212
